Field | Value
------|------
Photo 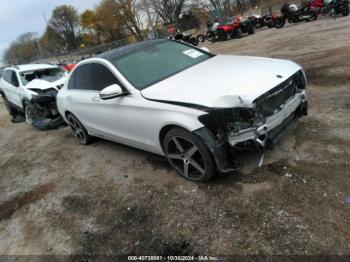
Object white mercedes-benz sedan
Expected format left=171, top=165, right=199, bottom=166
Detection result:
left=57, top=39, right=308, bottom=182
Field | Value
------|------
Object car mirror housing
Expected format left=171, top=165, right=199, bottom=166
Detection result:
left=200, top=47, right=210, bottom=53
left=99, top=84, right=124, bottom=100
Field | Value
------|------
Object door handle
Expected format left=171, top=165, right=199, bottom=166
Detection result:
left=91, top=96, right=100, bottom=102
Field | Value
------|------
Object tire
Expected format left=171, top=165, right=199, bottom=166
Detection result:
left=66, top=113, right=93, bottom=145
left=206, top=31, right=215, bottom=42
left=267, top=19, right=275, bottom=28
left=275, top=17, right=286, bottom=28
left=190, top=37, right=199, bottom=46
left=163, top=127, right=216, bottom=182
left=217, top=29, right=227, bottom=41
left=305, top=10, right=318, bottom=21
left=234, top=28, right=243, bottom=38
left=197, top=34, right=205, bottom=42
left=1, top=93, right=17, bottom=116
left=247, top=26, right=255, bottom=34
left=342, top=5, right=349, bottom=16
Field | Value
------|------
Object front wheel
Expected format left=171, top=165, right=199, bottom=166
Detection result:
left=266, top=19, right=275, bottom=28
left=275, top=17, right=286, bottom=28
left=163, top=128, right=216, bottom=182
left=66, top=114, right=93, bottom=145
left=234, top=28, right=243, bottom=38
left=247, top=26, right=255, bottom=34
left=206, top=31, right=215, bottom=42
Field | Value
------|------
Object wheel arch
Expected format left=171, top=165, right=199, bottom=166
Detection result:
left=159, top=124, right=191, bottom=150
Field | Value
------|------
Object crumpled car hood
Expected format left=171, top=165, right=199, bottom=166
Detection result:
left=25, top=77, right=67, bottom=91
left=141, top=55, right=302, bottom=108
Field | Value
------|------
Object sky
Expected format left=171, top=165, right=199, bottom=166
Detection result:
left=0, top=0, right=101, bottom=65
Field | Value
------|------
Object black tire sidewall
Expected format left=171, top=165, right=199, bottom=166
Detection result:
left=162, top=127, right=216, bottom=182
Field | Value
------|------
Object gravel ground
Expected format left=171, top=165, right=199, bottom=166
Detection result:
left=0, top=16, right=350, bottom=255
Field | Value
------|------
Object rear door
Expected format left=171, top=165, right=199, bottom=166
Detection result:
left=1, top=70, right=22, bottom=107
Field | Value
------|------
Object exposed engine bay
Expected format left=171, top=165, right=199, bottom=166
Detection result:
left=196, top=70, right=308, bottom=173
left=21, top=67, right=67, bottom=130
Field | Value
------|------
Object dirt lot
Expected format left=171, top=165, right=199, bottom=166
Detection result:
left=1, top=16, right=350, bottom=256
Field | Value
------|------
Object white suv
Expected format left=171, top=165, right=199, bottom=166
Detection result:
left=0, top=64, right=67, bottom=124
left=57, top=39, right=308, bottom=181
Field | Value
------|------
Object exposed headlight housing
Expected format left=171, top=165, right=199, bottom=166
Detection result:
left=198, top=107, right=256, bottom=137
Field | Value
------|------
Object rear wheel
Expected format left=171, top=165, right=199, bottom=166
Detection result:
left=163, top=128, right=216, bottom=182
left=66, top=114, right=93, bottom=145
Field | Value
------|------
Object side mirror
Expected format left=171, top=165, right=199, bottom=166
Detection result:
left=99, top=84, right=124, bottom=100
left=200, top=47, right=210, bottom=53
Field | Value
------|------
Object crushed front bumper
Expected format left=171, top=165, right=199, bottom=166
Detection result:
left=228, top=92, right=308, bottom=148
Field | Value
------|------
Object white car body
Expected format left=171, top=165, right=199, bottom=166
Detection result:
left=0, top=64, right=67, bottom=111
left=57, top=40, right=308, bottom=179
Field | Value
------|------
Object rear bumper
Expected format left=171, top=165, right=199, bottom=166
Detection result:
left=228, top=91, right=308, bottom=148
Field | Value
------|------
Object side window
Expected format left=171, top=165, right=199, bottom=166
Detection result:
left=69, top=64, right=92, bottom=90
left=91, top=63, right=119, bottom=91
left=67, top=74, right=76, bottom=89
left=3, top=71, right=11, bottom=83
left=3, top=70, right=19, bottom=87
left=10, top=71, right=19, bottom=87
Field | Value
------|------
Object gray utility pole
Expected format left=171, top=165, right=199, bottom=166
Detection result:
left=142, top=0, right=156, bottom=39
left=42, top=12, right=49, bottom=26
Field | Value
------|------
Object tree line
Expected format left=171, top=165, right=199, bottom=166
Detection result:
left=3, top=0, right=266, bottom=64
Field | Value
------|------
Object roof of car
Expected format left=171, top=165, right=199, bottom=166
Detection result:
left=97, top=39, right=166, bottom=61
left=5, top=64, right=57, bottom=72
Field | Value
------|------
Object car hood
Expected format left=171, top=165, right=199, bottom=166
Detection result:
left=141, top=55, right=302, bottom=108
left=24, top=76, right=67, bottom=91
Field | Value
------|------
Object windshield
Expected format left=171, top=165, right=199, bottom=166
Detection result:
left=111, top=41, right=212, bottom=90
left=19, top=67, right=65, bottom=86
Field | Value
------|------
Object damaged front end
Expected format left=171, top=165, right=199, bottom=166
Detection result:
left=26, top=89, right=66, bottom=130
left=195, top=70, right=308, bottom=174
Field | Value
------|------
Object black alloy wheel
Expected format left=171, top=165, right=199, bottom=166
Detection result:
left=163, top=128, right=216, bottom=182
left=67, top=114, right=93, bottom=145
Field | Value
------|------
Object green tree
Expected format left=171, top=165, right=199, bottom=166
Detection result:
left=95, top=0, right=125, bottom=42
left=117, top=0, right=143, bottom=36
left=150, top=0, right=186, bottom=26
left=3, top=32, right=40, bottom=64
left=39, top=26, right=66, bottom=56
left=80, top=9, right=97, bottom=33
left=49, top=5, right=80, bottom=50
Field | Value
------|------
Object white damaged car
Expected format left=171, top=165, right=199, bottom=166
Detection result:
left=57, top=39, right=308, bottom=181
left=0, top=64, right=67, bottom=129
